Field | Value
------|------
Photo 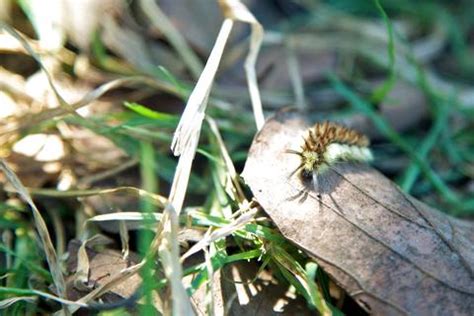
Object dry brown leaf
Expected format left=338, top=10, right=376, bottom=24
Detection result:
left=242, top=109, right=474, bottom=315
left=65, top=239, right=142, bottom=303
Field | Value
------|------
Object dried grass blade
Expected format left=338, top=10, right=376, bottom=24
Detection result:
left=171, top=18, right=233, bottom=157
left=119, top=219, right=130, bottom=259
left=169, top=135, right=201, bottom=215
left=167, top=15, right=233, bottom=214
left=0, top=296, right=37, bottom=309
left=219, top=0, right=265, bottom=129
left=26, top=186, right=167, bottom=206
left=0, top=159, right=66, bottom=298
left=0, top=289, right=87, bottom=308
left=87, top=212, right=163, bottom=223
left=158, top=205, right=194, bottom=315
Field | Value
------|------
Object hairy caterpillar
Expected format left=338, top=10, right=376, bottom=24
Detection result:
left=287, top=121, right=373, bottom=190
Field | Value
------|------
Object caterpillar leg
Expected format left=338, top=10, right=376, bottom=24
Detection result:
left=312, top=171, right=321, bottom=199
